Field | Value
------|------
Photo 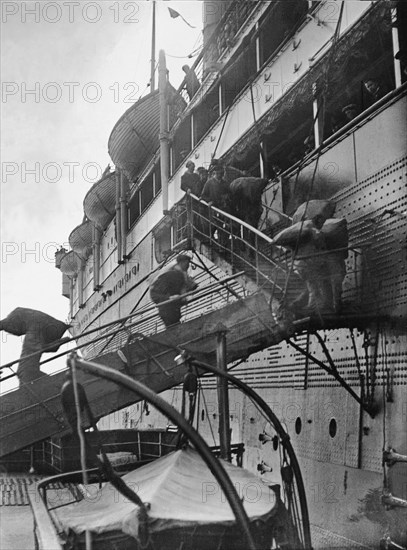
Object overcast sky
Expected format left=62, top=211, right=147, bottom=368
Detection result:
left=1, top=0, right=203, bottom=390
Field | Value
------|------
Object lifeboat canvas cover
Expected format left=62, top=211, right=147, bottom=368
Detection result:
left=108, top=85, right=186, bottom=183
left=83, top=172, right=116, bottom=230
left=52, top=448, right=278, bottom=540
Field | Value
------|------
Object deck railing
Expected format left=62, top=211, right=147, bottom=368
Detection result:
left=174, top=193, right=374, bottom=313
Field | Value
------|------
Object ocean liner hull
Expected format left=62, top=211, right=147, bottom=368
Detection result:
left=14, top=1, right=407, bottom=548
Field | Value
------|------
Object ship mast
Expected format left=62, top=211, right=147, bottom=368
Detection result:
left=150, top=0, right=156, bottom=91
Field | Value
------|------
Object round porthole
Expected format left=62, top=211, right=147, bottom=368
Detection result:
left=329, top=418, right=337, bottom=438
left=295, top=417, right=302, bottom=435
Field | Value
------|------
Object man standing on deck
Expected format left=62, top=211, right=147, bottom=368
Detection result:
left=196, top=166, right=208, bottom=188
left=182, top=65, right=200, bottom=100
left=180, top=161, right=203, bottom=240
left=200, top=165, right=231, bottom=248
left=180, top=161, right=203, bottom=197
left=149, top=254, right=198, bottom=328
left=200, top=165, right=230, bottom=211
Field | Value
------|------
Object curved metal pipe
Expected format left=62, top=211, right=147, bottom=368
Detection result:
left=73, top=355, right=259, bottom=550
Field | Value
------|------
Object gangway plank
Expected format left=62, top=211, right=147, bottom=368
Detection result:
left=0, top=292, right=286, bottom=458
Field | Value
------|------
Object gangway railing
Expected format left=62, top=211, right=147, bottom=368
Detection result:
left=174, top=194, right=293, bottom=300
left=0, top=291, right=281, bottom=458
left=173, top=193, right=376, bottom=316
left=0, top=271, right=246, bottom=384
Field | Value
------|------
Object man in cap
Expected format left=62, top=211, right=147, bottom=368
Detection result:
left=200, top=164, right=230, bottom=211
left=200, top=164, right=231, bottom=248
left=149, top=254, right=198, bottom=328
left=179, top=161, right=203, bottom=240
left=196, top=166, right=208, bottom=187
left=181, top=160, right=202, bottom=197
left=192, top=167, right=209, bottom=237
left=342, top=103, right=359, bottom=123
left=363, top=78, right=388, bottom=108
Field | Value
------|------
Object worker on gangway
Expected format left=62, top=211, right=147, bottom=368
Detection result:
left=0, top=308, right=70, bottom=386
left=149, top=254, right=198, bottom=328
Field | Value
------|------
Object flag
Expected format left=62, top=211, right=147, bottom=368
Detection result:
left=168, top=7, right=195, bottom=28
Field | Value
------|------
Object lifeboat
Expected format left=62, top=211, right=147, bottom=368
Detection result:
left=108, top=86, right=185, bottom=183
left=83, top=172, right=116, bottom=230
left=68, top=221, right=93, bottom=260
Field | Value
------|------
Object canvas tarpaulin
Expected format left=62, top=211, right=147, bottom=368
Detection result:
left=53, top=447, right=279, bottom=540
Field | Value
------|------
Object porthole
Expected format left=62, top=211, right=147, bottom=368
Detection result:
left=272, top=435, right=279, bottom=451
left=329, top=418, right=337, bottom=438
left=295, top=417, right=302, bottom=435
left=201, top=409, right=205, bottom=422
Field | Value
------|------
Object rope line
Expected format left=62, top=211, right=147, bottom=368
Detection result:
left=282, top=2, right=345, bottom=317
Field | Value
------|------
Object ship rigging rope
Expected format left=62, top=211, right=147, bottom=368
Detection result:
left=166, top=44, right=202, bottom=59
left=3, top=366, right=66, bottom=428
left=0, top=252, right=184, bottom=373
left=0, top=271, right=246, bottom=379
left=120, top=328, right=310, bottom=516
left=281, top=1, right=345, bottom=316
left=38, top=272, right=245, bottom=364
left=63, top=356, right=151, bottom=549
left=249, top=81, right=267, bottom=177
left=199, top=380, right=217, bottom=446
left=95, top=287, right=150, bottom=358
left=381, top=330, right=388, bottom=489
left=350, top=328, right=365, bottom=401
left=137, top=285, right=280, bottom=356
left=374, top=4, right=394, bottom=93
left=187, top=356, right=312, bottom=549
left=192, top=249, right=242, bottom=300
left=211, top=101, right=233, bottom=162
left=70, top=356, right=88, bottom=486
left=195, top=379, right=201, bottom=432
left=73, top=356, right=259, bottom=550
left=69, top=354, right=93, bottom=550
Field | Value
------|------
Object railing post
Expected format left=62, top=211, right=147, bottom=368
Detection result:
left=255, top=233, right=259, bottom=286
left=186, top=194, right=193, bottom=247
left=216, top=326, right=231, bottom=462
left=208, top=205, right=213, bottom=244
left=230, top=216, right=234, bottom=262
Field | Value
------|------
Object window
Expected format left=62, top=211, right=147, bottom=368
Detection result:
left=259, top=1, right=308, bottom=67
left=154, top=164, right=161, bottom=195
left=140, top=174, right=154, bottom=211
left=128, top=190, right=141, bottom=227
left=193, top=85, right=219, bottom=144
left=221, top=33, right=257, bottom=110
left=323, top=11, right=394, bottom=139
left=172, top=116, right=192, bottom=172
left=261, top=95, right=313, bottom=174
left=154, top=218, right=172, bottom=263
